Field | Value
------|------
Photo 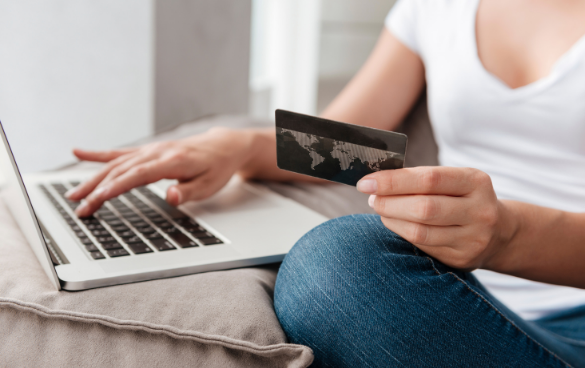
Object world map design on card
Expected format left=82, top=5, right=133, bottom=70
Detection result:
left=275, top=110, right=407, bottom=186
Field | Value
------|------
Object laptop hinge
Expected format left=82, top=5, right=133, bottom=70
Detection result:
left=39, top=221, right=69, bottom=265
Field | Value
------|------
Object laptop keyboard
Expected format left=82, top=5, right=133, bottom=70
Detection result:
left=40, top=183, right=223, bottom=260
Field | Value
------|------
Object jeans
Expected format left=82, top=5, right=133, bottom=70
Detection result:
left=274, top=214, right=585, bottom=367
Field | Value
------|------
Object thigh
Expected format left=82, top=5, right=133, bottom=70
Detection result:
left=274, top=214, right=581, bottom=368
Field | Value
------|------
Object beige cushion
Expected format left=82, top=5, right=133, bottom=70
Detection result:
left=0, top=199, right=313, bottom=367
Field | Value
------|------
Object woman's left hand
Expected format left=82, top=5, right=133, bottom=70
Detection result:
left=357, top=166, right=516, bottom=271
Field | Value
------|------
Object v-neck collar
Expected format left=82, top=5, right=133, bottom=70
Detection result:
left=470, top=0, right=585, bottom=97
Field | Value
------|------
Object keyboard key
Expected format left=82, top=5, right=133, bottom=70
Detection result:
left=144, top=232, right=164, bottom=240
left=198, top=237, right=223, bottom=245
left=149, top=238, right=176, bottom=251
left=161, top=227, right=178, bottom=234
left=91, top=229, right=111, bottom=237
left=101, top=242, right=124, bottom=250
left=135, top=225, right=155, bottom=233
left=75, top=231, right=87, bottom=238
left=104, top=219, right=124, bottom=227
left=96, top=236, right=116, bottom=244
left=86, top=223, right=104, bottom=230
left=81, top=217, right=99, bottom=224
left=79, top=237, right=94, bottom=245
left=117, top=230, right=136, bottom=238
left=149, top=215, right=171, bottom=226
left=139, top=230, right=157, bottom=236
left=184, top=225, right=205, bottom=233
left=191, top=231, right=214, bottom=239
left=140, top=189, right=188, bottom=219
left=129, top=220, right=148, bottom=227
left=124, top=236, right=144, bottom=244
left=107, top=248, right=130, bottom=257
left=127, top=242, right=153, bottom=254
left=175, top=218, right=198, bottom=226
left=110, top=225, right=130, bottom=232
left=100, top=214, right=119, bottom=221
left=70, top=225, right=81, bottom=232
left=90, top=251, right=105, bottom=260
left=169, top=232, right=198, bottom=248
left=85, top=244, right=100, bottom=252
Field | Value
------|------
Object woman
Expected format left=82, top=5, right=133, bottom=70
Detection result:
left=66, top=0, right=585, bottom=366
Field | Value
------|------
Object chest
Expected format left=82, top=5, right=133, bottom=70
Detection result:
left=475, top=0, right=585, bottom=89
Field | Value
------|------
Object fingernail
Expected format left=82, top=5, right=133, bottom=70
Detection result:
left=75, top=200, right=88, bottom=216
left=357, top=179, right=377, bottom=194
left=169, top=186, right=182, bottom=205
left=368, top=195, right=376, bottom=208
left=65, top=187, right=79, bottom=198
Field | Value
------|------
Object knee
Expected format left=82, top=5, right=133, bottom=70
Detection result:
left=273, top=214, right=417, bottom=344
left=278, top=214, right=412, bottom=276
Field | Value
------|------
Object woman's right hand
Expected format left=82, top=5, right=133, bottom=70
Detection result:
left=66, top=126, right=258, bottom=217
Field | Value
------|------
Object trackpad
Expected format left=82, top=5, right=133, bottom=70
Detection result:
left=196, top=180, right=278, bottom=214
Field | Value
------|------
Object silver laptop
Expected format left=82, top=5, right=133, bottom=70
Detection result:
left=0, top=121, right=327, bottom=291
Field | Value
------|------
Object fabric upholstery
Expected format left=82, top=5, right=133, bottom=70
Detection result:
left=0, top=200, right=312, bottom=367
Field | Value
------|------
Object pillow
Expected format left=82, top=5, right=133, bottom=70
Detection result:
left=0, top=199, right=313, bottom=367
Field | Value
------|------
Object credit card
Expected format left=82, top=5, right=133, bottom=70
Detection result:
left=275, top=109, right=408, bottom=186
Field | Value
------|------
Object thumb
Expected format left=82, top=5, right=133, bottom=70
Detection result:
left=166, top=185, right=183, bottom=206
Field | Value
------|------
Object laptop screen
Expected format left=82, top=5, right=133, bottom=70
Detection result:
left=0, top=121, right=61, bottom=289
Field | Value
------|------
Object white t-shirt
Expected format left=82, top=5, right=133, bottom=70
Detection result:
left=386, top=0, right=585, bottom=320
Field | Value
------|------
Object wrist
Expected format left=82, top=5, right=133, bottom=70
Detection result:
left=234, top=128, right=270, bottom=179
left=482, top=200, right=522, bottom=272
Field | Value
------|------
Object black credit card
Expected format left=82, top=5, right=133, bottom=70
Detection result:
left=275, top=109, right=408, bottom=186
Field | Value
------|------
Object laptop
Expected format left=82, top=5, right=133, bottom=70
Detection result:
left=0, top=121, right=328, bottom=291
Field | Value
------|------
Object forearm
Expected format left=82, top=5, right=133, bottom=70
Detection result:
left=486, top=200, right=585, bottom=289
left=237, top=127, right=326, bottom=183
left=239, top=31, right=425, bottom=182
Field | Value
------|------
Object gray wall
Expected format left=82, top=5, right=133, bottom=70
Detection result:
left=0, top=0, right=251, bottom=172
left=155, top=0, right=251, bottom=132
left=0, top=0, right=153, bottom=172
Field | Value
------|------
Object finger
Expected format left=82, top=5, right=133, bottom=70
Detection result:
left=74, top=160, right=165, bottom=217
left=381, top=217, right=486, bottom=270
left=166, top=171, right=231, bottom=205
left=78, top=155, right=209, bottom=216
left=357, top=166, right=491, bottom=196
left=69, top=149, right=164, bottom=201
left=66, top=154, right=135, bottom=200
left=92, top=151, right=162, bottom=190
left=73, top=147, right=137, bottom=163
left=371, top=194, right=471, bottom=226
left=380, top=216, right=459, bottom=248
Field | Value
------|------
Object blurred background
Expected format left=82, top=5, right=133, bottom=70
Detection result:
left=0, top=0, right=396, bottom=173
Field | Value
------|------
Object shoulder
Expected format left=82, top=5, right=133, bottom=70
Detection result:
left=387, top=0, right=471, bottom=26
left=386, top=0, right=475, bottom=56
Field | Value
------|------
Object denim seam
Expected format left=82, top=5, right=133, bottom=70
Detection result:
left=416, top=251, right=572, bottom=368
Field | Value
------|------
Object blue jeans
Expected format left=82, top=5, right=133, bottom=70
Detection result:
left=274, top=215, right=585, bottom=367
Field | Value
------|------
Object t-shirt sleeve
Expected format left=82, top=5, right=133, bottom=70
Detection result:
left=385, top=0, right=421, bottom=55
